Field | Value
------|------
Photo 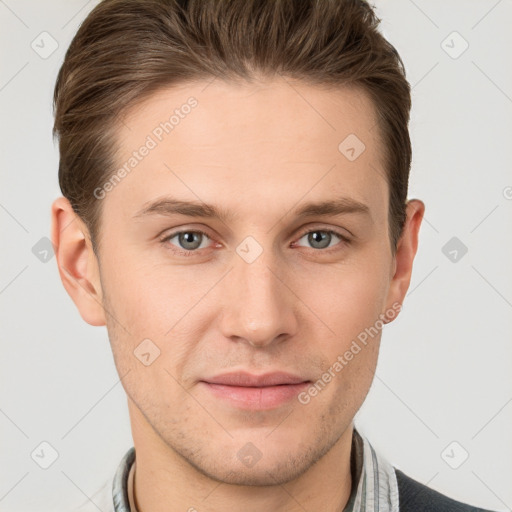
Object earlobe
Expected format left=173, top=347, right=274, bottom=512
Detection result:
left=383, top=199, right=425, bottom=322
left=51, top=197, right=106, bottom=326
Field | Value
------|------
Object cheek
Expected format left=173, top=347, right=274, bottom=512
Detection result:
left=304, top=256, right=390, bottom=342
left=99, top=251, right=209, bottom=381
left=100, top=250, right=189, bottom=337
left=101, top=275, right=195, bottom=414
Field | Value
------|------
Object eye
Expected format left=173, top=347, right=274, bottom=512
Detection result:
left=160, top=229, right=213, bottom=255
left=159, top=227, right=351, bottom=257
left=293, top=228, right=350, bottom=251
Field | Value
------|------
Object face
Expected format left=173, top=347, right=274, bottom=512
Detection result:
left=61, top=78, right=418, bottom=486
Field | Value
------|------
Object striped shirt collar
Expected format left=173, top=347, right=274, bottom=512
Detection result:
left=111, top=428, right=399, bottom=512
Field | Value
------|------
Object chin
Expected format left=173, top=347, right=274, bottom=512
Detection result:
left=201, top=457, right=312, bottom=487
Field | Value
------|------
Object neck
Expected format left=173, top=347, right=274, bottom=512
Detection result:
left=128, top=401, right=354, bottom=512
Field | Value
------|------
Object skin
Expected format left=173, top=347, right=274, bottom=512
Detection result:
left=52, top=77, right=424, bottom=512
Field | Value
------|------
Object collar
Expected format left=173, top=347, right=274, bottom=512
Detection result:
left=111, top=428, right=399, bottom=512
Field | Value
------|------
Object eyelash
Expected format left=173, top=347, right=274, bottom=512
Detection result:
left=160, top=229, right=215, bottom=257
left=159, top=227, right=351, bottom=257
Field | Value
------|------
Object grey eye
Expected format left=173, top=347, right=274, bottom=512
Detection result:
left=297, top=230, right=342, bottom=250
left=177, top=231, right=204, bottom=250
left=307, top=231, right=332, bottom=249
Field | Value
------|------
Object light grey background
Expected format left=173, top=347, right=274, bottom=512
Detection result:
left=1, top=1, right=511, bottom=511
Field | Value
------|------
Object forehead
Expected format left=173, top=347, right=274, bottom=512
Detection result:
left=108, top=78, right=387, bottom=224
left=120, top=78, right=381, bottom=153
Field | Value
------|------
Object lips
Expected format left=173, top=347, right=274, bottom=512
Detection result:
left=199, top=371, right=311, bottom=409
left=201, top=371, right=310, bottom=387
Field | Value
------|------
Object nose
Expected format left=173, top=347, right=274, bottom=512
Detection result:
left=218, top=248, right=298, bottom=348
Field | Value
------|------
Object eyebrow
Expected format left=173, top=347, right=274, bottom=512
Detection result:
left=133, top=196, right=371, bottom=223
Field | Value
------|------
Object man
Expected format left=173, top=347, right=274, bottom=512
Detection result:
left=50, top=0, right=496, bottom=510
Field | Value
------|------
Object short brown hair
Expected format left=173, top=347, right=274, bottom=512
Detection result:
left=53, top=0, right=411, bottom=254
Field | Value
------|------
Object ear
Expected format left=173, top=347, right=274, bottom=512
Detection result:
left=51, top=197, right=106, bottom=326
left=382, top=199, right=425, bottom=323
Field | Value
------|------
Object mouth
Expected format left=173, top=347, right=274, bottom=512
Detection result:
left=199, top=371, right=311, bottom=410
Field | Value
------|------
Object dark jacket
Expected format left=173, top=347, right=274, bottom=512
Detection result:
left=396, top=469, right=497, bottom=512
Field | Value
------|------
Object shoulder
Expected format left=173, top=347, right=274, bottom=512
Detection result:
left=395, top=468, right=497, bottom=512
